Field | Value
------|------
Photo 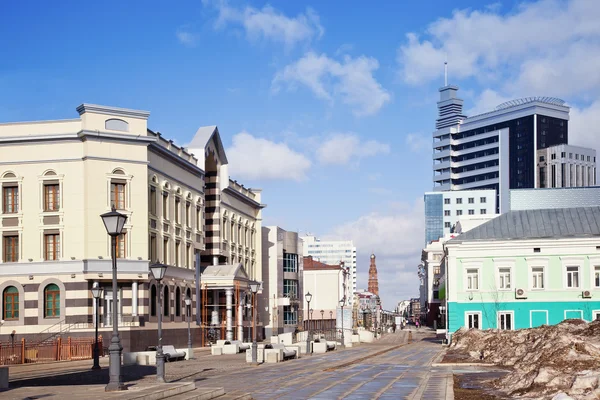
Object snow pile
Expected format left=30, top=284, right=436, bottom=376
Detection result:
left=451, top=319, right=600, bottom=399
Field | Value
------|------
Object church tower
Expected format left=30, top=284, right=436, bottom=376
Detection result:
left=368, top=253, right=379, bottom=296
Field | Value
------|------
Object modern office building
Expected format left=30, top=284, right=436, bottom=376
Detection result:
left=260, top=226, right=303, bottom=338
left=433, top=85, right=597, bottom=212
left=424, top=189, right=496, bottom=244
left=509, top=186, right=600, bottom=211
left=301, top=235, right=357, bottom=297
left=0, top=104, right=264, bottom=350
left=536, top=144, right=596, bottom=188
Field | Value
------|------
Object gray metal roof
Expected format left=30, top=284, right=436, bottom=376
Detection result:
left=449, top=206, right=600, bottom=243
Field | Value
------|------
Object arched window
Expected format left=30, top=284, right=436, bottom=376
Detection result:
left=163, top=286, right=169, bottom=317
left=44, top=284, right=60, bottom=318
left=175, top=287, right=181, bottom=317
left=150, top=285, right=157, bottom=316
left=3, top=286, right=19, bottom=320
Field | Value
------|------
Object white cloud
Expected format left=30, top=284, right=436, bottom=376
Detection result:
left=569, top=101, right=600, bottom=150
left=204, top=0, right=323, bottom=48
left=226, top=131, right=311, bottom=181
left=316, top=133, right=390, bottom=165
left=176, top=28, right=200, bottom=47
left=398, top=0, right=600, bottom=99
left=325, top=200, right=425, bottom=307
left=273, top=52, right=391, bottom=116
left=464, top=88, right=513, bottom=116
left=405, top=133, right=431, bottom=153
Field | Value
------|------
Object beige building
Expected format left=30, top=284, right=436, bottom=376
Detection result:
left=0, top=104, right=263, bottom=350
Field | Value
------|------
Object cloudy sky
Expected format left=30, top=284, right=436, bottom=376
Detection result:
left=1, top=0, right=599, bottom=309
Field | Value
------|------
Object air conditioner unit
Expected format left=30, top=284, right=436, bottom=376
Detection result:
left=582, top=290, right=592, bottom=299
left=515, top=288, right=527, bottom=299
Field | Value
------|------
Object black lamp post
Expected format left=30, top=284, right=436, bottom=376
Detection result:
left=339, top=297, right=346, bottom=348
left=150, top=263, right=168, bottom=383
left=185, top=295, right=193, bottom=359
left=91, top=285, right=104, bottom=370
left=329, top=310, right=333, bottom=330
left=100, top=206, right=128, bottom=392
left=305, top=292, right=312, bottom=354
left=320, top=310, right=324, bottom=332
left=250, top=283, right=259, bottom=365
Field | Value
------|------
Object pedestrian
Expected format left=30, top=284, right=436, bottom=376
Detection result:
left=416, top=320, right=420, bottom=329
left=392, top=323, right=396, bottom=333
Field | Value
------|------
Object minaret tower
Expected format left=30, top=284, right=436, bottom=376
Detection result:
left=367, top=253, right=379, bottom=296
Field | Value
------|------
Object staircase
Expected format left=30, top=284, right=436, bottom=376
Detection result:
left=122, top=382, right=252, bottom=400
left=34, top=319, right=74, bottom=344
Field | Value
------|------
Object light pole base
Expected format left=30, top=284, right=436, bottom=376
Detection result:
left=187, top=347, right=194, bottom=360
left=105, top=382, right=127, bottom=392
left=92, top=364, right=101, bottom=370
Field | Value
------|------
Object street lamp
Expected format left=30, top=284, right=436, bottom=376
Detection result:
left=185, top=295, right=193, bottom=359
left=100, top=206, right=127, bottom=392
left=372, top=306, right=377, bottom=338
left=250, top=283, right=259, bottom=366
left=305, top=292, right=312, bottom=355
left=91, top=285, right=104, bottom=370
left=150, top=263, right=168, bottom=383
left=320, top=310, right=324, bottom=332
left=339, top=297, right=346, bottom=348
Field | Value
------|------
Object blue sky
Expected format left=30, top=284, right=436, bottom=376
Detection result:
left=1, top=0, right=599, bottom=309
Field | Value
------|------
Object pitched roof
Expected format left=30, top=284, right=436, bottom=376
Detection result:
left=303, top=256, right=341, bottom=271
left=449, top=206, right=600, bottom=243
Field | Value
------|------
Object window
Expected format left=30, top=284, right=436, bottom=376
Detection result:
left=186, top=243, right=191, bottom=268
left=466, top=269, right=479, bottom=290
left=433, top=266, right=441, bottom=275
left=3, top=236, right=18, bottom=262
left=283, top=253, right=298, bottom=272
left=588, top=156, right=591, bottom=162
left=551, top=165, right=556, bottom=187
left=498, top=312, right=513, bottom=330
left=539, top=156, right=545, bottom=162
left=480, top=197, right=486, bottom=203
left=576, top=154, right=579, bottom=160
left=468, top=209, right=475, bottom=215
left=175, top=198, right=181, bottom=224
left=111, top=183, right=125, bottom=210
left=433, top=291, right=439, bottom=300
left=163, top=286, right=169, bottom=316
left=498, top=267, right=511, bottom=289
left=283, top=279, right=298, bottom=299
left=467, top=198, right=474, bottom=204
left=466, top=312, right=480, bottom=329
left=594, top=266, right=600, bottom=288
left=149, top=186, right=157, bottom=215
left=149, top=234, right=157, bottom=262
left=456, top=198, right=462, bottom=204
left=3, top=186, right=18, bottom=213
left=196, top=206, right=201, bottom=229
left=551, top=153, right=556, bottom=160
left=163, top=192, right=169, bottom=220
left=561, top=152, right=566, bottom=158
left=175, top=287, right=181, bottom=317
left=150, top=285, right=157, bottom=316
left=444, top=222, right=451, bottom=228
left=539, top=166, right=546, bottom=188
left=44, top=284, right=60, bottom=318
left=116, top=233, right=126, bottom=258
left=44, top=184, right=60, bottom=211
left=163, top=238, right=169, bottom=264
left=456, top=210, right=463, bottom=216
left=186, top=203, right=191, bottom=227
left=532, top=267, right=544, bottom=289
left=283, top=305, right=297, bottom=325
left=444, top=210, right=451, bottom=216
left=3, top=286, right=19, bottom=320
left=444, top=198, right=450, bottom=205
left=175, top=241, right=180, bottom=267
left=480, top=209, right=487, bottom=214
left=569, top=153, right=573, bottom=159
left=566, top=266, right=580, bottom=288
left=44, top=234, right=60, bottom=261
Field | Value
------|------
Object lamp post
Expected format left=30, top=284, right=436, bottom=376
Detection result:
left=185, top=295, right=193, bottom=359
left=372, top=306, right=377, bottom=338
left=339, top=297, right=346, bottom=348
left=329, top=310, right=333, bottom=330
left=320, top=310, right=324, bottom=332
left=250, top=283, right=259, bottom=365
left=100, top=206, right=128, bottom=392
left=91, top=285, right=104, bottom=370
left=305, top=292, right=312, bottom=355
left=150, top=263, right=168, bottom=383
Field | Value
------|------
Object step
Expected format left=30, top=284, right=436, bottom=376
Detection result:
left=165, top=387, right=225, bottom=400
left=124, top=382, right=196, bottom=400
left=214, top=393, right=252, bottom=400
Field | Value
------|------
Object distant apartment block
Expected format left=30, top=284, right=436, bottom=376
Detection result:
left=537, top=144, right=596, bottom=188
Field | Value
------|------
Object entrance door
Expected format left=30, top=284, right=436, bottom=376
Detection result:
left=104, top=289, right=122, bottom=326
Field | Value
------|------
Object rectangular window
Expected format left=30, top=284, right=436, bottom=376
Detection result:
left=480, top=209, right=487, bottom=214
left=111, top=183, right=125, bottom=210
left=3, top=236, right=18, bottom=262
left=149, top=186, right=157, bottom=215
left=163, top=238, right=169, bottom=264
left=175, top=198, right=181, bottom=224
left=576, top=154, right=579, bottom=160
left=532, top=267, right=544, bottom=289
left=186, top=243, right=191, bottom=267
left=44, top=184, right=60, bottom=211
left=569, top=153, right=573, bottom=159
left=163, top=193, right=169, bottom=220
left=283, top=279, right=298, bottom=299
left=175, top=241, right=180, bottom=267
left=594, top=266, right=600, bottom=288
left=116, top=233, right=126, bottom=258
left=561, top=164, right=566, bottom=187
left=466, top=312, right=480, bottom=329
left=539, top=166, right=546, bottom=188
left=551, top=165, right=556, bottom=187
left=149, top=234, right=157, bottom=262
left=539, top=156, right=545, bottom=162
left=468, top=209, right=475, bottom=215
left=480, top=197, right=486, bottom=203
left=498, top=267, right=511, bottom=289
left=456, top=210, right=463, bottom=216
left=551, top=153, right=556, bottom=160
left=283, top=305, right=297, bottom=325
left=456, top=198, right=462, bottom=204
left=283, top=253, right=298, bottom=273
left=466, top=269, right=479, bottom=290
left=468, top=198, right=474, bottom=204
left=186, top=202, right=191, bottom=227
left=444, top=198, right=450, bottom=205
left=196, top=206, right=201, bottom=230
left=444, top=210, right=450, bottom=216
left=561, top=152, right=566, bottom=158
left=566, top=266, right=580, bottom=288
left=433, top=291, right=439, bottom=300
left=3, top=186, right=18, bottom=213
left=44, top=234, right=60, bottom=261
left=498, top=312, right=513, bottom=330
left=433, top=266, right=441, bottom=275
left=444, top=222, right=451, bottom=228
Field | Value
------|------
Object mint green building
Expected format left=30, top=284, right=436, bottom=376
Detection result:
left=444, top=207, right=600, bottom=336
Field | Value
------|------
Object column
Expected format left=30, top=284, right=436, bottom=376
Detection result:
left=211, top=290, right=219, bottom=325
left=226, top=288, right=233, bottom=341
left=237, top=294, right=243, bottom=341
left=132, top=281, right=138, bottom=317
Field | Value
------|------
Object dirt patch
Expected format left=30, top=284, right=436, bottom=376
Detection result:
left=453, top=374, right=505, bottom=400
left=450, top=319, right=600, bottom=399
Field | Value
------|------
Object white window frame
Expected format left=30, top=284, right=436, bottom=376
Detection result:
left=592, top=310, right=600, bottom=322
left=465, top=267, right=480, bottom=291
left=529, top=310, right=548, bottom=328
left=530, top=266, right=545, bottom=290
left=465, top=311, right=482, bottom=329
left=564, top=309, right=583, bottom=320
left=497, top=311, right=514, bottom=330
left=526, top=258, right=549, bottom=290
left=497, top=267, right=512, bottom=290
left=590, top=258, right=600, bottom=288
left=565, top=265, right=581, bottom=289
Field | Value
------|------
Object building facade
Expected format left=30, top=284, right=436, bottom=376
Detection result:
left=424, top=189, right=496, bottom=244
left=445, top=207, right=600, bottom=337
left=0, top=104, right=263, bottom=350
left=509, top=186, right=600, bottom=211
left=421, top=240, right=445, bottom=327
left=261, top=226, right=303, bottom=337
left=536, top=144, right=596, bottom=188
left=301, top=234, right=357, bottom=298
left=367, top=254, right=379, bottom=296
left=302, top=256, right=344, bottom=331
left=433, top=85, right=597, bottom=212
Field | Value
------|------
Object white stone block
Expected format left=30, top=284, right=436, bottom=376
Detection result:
left=264, top=349, right=281, bottom=363
left=313, top=342, right=327, bottom=354
left=351, top=334, right=360, bottom=343
left=211, top=346, right=223, bottom=356
left=222, top=343, right=240, bottom=355
left=245, top=348, right=264, bottom=363
left=279, top=332, right=293, bottom=345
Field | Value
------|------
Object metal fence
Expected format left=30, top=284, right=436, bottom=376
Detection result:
left=0, top=336, right=101, bottom=365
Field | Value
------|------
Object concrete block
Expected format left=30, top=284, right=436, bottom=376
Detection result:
left=211, top=346, right=223, bottom=356
left=245, top=348, right=264, bottom=363
left=0, top=367, right=8, bottom=389
left=358, top=330, right=374, bottom=343
left=264, top=348, right=282, bottom=363
left=352, top=334, right=360, bottom=343
left=137, top=354, right=150, bottom=365
left=279, top=332, right=293, bottom=345
left=270, top=336, right=279, bottom=344
left=313, top=342, right=328, bottom=354
left=223, top=343, right=240, bottom=355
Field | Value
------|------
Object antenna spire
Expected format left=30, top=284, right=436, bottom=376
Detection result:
left=444, top=61, right=448, bottom=86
